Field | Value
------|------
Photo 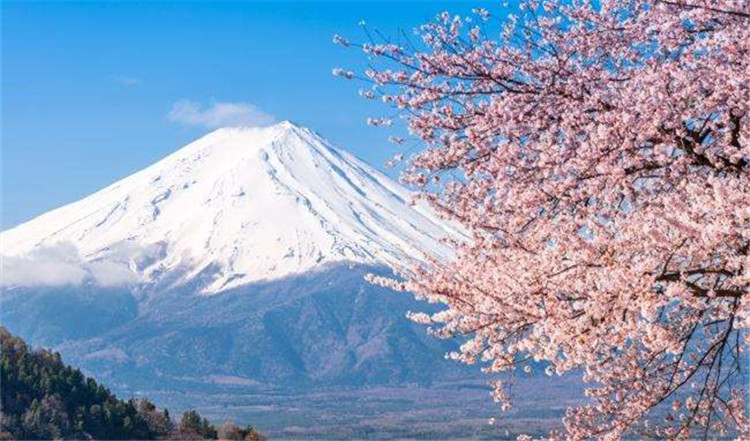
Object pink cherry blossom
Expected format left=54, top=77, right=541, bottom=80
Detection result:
left=337, top=1, right=750, bottom=439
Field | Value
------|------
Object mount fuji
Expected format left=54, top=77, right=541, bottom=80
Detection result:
left=0, top=123, right=511, bottom=436
left=1, top=121, right=462, bottom=294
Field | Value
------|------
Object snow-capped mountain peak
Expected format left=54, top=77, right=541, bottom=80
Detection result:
left=1, top=122, right=461, bottom=293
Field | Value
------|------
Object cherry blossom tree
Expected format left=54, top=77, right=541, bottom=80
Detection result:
left=335, top=1, right=750, bottom=439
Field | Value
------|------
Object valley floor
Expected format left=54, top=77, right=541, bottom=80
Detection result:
left=144, top=377, right=586, bottom=440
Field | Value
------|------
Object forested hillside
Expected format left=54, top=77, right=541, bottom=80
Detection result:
left=0, top=327, right=265, bottom=440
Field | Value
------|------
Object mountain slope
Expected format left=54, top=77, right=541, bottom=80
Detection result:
left=1, top=264, right=472, bottom=391
left=1, top=121, right=461, bottom=293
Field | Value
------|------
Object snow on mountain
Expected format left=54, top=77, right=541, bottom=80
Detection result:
left=1, top=121, right=462, bottom=293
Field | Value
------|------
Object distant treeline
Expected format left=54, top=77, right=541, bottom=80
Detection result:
left=0, top=327, right=266, bottom=440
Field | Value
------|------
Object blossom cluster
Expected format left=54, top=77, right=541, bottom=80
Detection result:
left=338, top=1, right=750, bottom=439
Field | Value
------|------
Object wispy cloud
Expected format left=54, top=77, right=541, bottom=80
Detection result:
left=111, top=75, right=142, bottom=87
left=1, top=242, right=136, bottom=288
left=167, top=99, right=276, bottom=129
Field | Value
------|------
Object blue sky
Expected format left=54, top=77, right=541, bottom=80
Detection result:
left=1, top=0, right=495, bottom=229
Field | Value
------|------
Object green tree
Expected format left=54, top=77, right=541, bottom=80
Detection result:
left=0, top=327, right=263, bottom=440
left=1, top=328, right=150, bottom=439
left=178, top=410, right=217, bottom=439
left=179, top=410, right=203, bottom=435
left=137, top=398, right=173, bottom=437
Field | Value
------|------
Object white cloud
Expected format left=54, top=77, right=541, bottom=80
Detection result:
left=1, top=243, right=88, bottom=287
left=167, top=99, right=276, bottom=129
left=0, top=242, right=136, bottom=288
left=88, top=259, right=136, bottom=286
